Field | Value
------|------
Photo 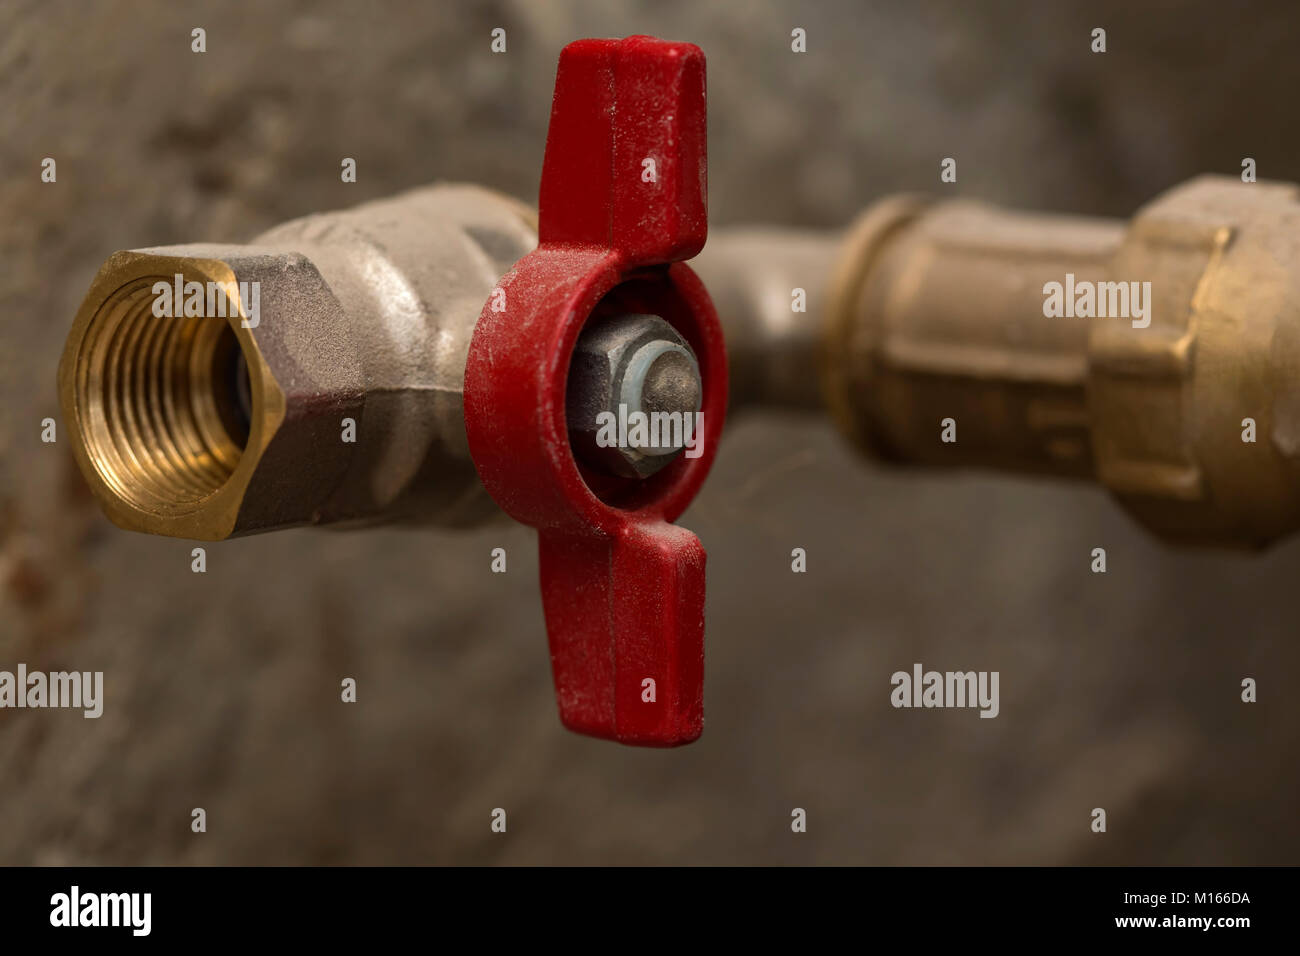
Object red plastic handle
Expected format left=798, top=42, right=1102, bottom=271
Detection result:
left=463, top=36, right=726, bottom=746
left=539, top=35, right=708, bottom=262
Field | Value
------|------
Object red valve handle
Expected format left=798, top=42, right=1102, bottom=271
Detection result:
left=463, top=36, right=726, bottom=746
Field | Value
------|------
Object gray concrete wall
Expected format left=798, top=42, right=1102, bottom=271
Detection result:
left=1, top=0, right=1296, bottom=864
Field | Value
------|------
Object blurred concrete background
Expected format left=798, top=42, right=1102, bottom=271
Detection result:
left=2, top=0, right=1297, bottom=864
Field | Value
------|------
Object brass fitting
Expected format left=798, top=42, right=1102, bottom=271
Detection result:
left=59, top=184, right=536, bottom=539
left=815, top=175, right=1300, bottom=547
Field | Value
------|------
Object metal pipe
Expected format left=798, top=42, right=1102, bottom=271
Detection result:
left=690, top=227, right=837, bottom=414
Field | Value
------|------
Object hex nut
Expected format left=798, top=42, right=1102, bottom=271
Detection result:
left=565, top=314, right=703, bottom=479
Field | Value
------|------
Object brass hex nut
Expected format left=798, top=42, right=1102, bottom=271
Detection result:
left=58, top=247, right=365, bottom=539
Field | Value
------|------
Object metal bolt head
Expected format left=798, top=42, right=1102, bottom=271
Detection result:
left=566, top=314, right=704, bottom=478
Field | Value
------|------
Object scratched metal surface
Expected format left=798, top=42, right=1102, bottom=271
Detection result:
left=1, top=0, right=1297, bottom=864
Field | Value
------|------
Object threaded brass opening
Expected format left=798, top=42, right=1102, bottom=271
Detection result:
left=74, top=277, right=251, bottom=515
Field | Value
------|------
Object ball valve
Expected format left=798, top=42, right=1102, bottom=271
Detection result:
left=57, top=36, right=726, bottom=748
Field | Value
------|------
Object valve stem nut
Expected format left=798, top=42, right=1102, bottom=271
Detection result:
left=566, top=313, right=703, bottom=479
